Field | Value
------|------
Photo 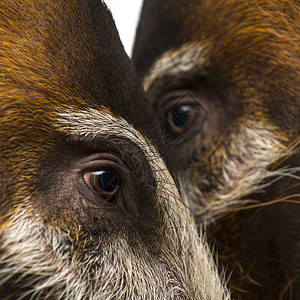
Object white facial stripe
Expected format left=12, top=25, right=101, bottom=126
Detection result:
left=185, top=120, right=287, bottom=223
left=56, top=106, right=180, bottom=202
left=1, top=202, right=230, bottom=299
left=143, top=42, right=208, bottom=92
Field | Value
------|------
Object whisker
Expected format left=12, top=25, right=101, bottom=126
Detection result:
left=230, top=195, right=300, bottom=212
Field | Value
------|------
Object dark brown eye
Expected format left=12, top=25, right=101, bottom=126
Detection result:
left=84, top=169, right=120, bottom=201
left=166, top=104, right=198, bottom=134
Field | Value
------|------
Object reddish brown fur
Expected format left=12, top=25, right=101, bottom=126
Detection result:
left=0, top=1, right=231, bottom=299
left=133, top=0, right=300, bottom=299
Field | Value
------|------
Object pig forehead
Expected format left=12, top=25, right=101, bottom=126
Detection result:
left=0, top=0, right=153, bottom=129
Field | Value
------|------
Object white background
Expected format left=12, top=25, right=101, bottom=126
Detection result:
left=105, top=0, right=144, bottom=57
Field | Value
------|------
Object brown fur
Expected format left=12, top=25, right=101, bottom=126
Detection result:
left=133, top=0, right=300, bottom=299
left=0, top=0, right=230, bottom=299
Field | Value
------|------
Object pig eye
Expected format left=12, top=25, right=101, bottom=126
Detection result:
left=84, top=169, right=120, bottom=201
left=155, top=90, right=207, bottom=137
left=166, top=104, right=198, bottom=134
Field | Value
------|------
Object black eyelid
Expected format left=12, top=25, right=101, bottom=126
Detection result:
left=161, top=93, right=197, bottom=110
